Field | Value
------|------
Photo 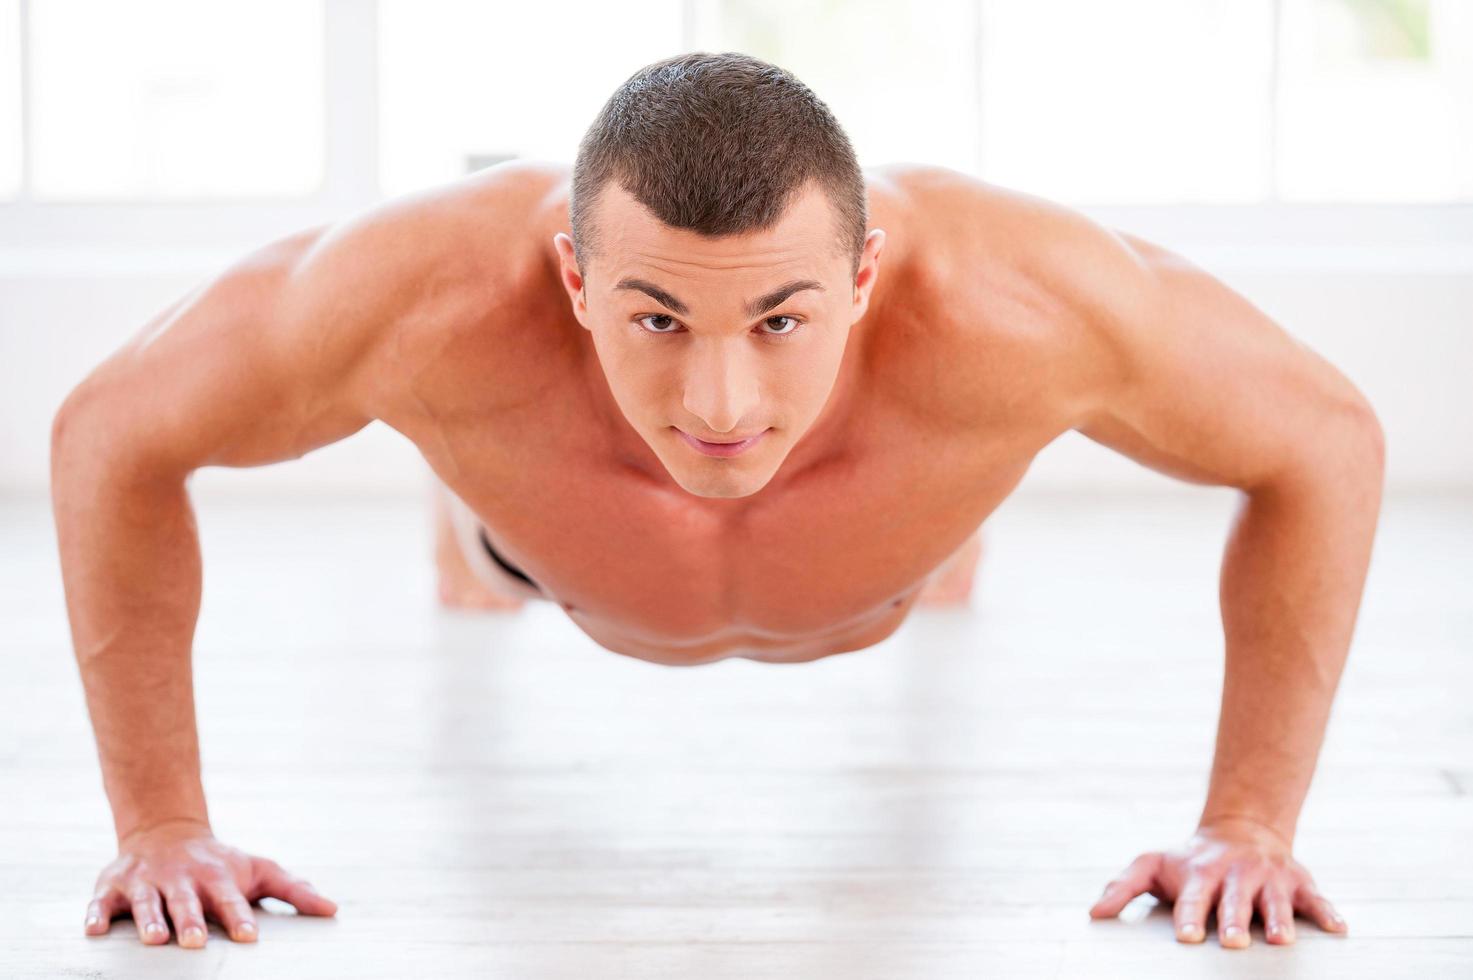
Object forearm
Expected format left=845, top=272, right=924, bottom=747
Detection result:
left=1200, top=427, right=1384, bottom=844
left=51, top=418, right=210, bottom=845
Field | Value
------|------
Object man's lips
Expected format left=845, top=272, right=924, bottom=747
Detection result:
left=676, top=427, right=770, bottom=457
left=685, top=431, right=764, bottom=444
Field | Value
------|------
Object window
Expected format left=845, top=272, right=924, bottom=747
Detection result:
left=0, top=0, right=20, bottom=199
left=975, top=0, right=1471, bottom=205
left=686, top=0, right=982, bottom=176
left=1277, top=0, right=1473, bottom=202
left=377, top=0, right=683, bottom=196
left=27, top=0, right=325, bottom=200
left=4, top=0, right=1469, bottom=211
left=979, top=0, right=1276, bottom=204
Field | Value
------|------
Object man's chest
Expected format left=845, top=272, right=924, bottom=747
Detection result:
left=431, top=406, right=1037, bottom=650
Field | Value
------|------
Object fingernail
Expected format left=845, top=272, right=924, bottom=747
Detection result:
left=183, top=926, right=205, bottom=944
left=1224, top=925, right=1245, bottom=943
left=1179, top=923, right=1203, bottom=941
left=238, top=921, right=257, bottom=937
left=144, top=922, right=165, bottom=937
left=85, top=914, right=100, bottom=928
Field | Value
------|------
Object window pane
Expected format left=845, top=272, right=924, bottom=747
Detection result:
left=378, top=0, right=684, bottom=196
left=1278, top=0, right=1473, bottom=202
left=29, top=0, right=324, bottom=200
left=0, top=0, right=19, bottom=199
left=979, top=0, right=1276, bottom=204
left=688, top=0, right=981, bottom=175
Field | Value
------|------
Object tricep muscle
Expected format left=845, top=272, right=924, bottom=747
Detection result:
left=53, top=209, right=418, bottom=481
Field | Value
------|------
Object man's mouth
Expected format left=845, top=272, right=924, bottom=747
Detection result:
left=675, top=427, right=770, bottom=457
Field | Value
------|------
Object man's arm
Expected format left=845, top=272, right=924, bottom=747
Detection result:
left=1063, top=227, right=1384, bottom=836
left=48, top=191, right=456, bottom=945
left=53, top=221, right=382, bottom=838
left=1022, top=209, right=1383, bottom=946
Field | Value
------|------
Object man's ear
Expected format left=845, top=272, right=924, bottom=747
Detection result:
left=552, top=233, right=589, bottom=327
left=851, top=228, right=886, bottom=321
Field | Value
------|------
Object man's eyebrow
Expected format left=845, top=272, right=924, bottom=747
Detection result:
left=614, top=277, right=825, bottom=319
left=744, top=279, right=826, bottom=318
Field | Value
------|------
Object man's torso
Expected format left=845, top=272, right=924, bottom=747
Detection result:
left=365, top=161, right=1093, bottom=665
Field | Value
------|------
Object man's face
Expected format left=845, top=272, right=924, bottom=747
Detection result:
left=554, top=180, right=885, bottom=500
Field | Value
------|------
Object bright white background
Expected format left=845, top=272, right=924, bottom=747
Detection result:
left=1, top=0, right=1470, bottom=498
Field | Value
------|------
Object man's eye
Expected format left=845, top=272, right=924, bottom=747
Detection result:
left=635, top=314, right=802, bottom=336
left=637, top=314, right=680, bottom=333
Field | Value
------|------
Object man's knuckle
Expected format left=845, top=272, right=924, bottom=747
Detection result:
left=194, top=866, right=233, bottom=889
left=196, top=880, right=229, bottom=903
left=167, top=889, right=204, bottom=914
left=160, top=877, right=191, bottom=896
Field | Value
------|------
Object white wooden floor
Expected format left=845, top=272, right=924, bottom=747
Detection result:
left=2, top=487, right=1469, bottom=979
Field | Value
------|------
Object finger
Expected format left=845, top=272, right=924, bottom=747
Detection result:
left=1089, top=852, right=1163, bottom=919
left=1216, top=865, right=1261, bottom=948
left=1173, top=874, right=1221, bottom=944
left=84, top=884, right=123, bottom=936
left=200, top=877, right=259, bottom=943
left=126, top=882, right=169, bottom=945
left=162, top=882, right=209, bottom=949
left=1259, top=877, right=1296, bottom=945
left=1293, top=881, right=1348, bottom=934
left=250, top=857, right=338, bottom=916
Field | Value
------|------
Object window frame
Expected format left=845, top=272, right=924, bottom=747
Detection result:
left=0, top=0, right=380, bottom=273
left=1, top=0, right=1469, bottom=278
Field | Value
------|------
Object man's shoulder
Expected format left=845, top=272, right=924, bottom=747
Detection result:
left=871, top=164, right=1132, bottom=432
left=296, top=159, right=564, bottom=320
left=342, top=161, right=573, bottom=414
left=878, top=162, right=1117, bottom=283
left=370, top=157, right=566, bottom=278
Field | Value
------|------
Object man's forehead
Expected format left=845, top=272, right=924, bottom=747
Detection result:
left=601, top=236, right=836, bottom=302
left=594, top=180, right=840, bottom=261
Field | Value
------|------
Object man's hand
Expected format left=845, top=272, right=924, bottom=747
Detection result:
left=1087, top=816, right=1348, bottom=948
left=83, top=818, right=338, bottom=947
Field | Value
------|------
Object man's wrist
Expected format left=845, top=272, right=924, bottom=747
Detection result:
left=1197, top=810, right=1295, bottom=849
left=117, top=814, right=213, bottom=849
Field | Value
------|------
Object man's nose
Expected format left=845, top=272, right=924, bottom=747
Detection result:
left=682, top=338, right=761, bottom=435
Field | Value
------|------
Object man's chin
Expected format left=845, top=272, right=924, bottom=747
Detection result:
left=657, top=461, right=761, bottom=499
left=661, top=458, right=779, bottom=500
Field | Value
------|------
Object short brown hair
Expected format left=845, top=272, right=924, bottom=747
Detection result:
left=570, top=51, right=868, bottom=280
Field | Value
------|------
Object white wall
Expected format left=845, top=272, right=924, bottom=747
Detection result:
left=2, top=231, right=1469, bottom=500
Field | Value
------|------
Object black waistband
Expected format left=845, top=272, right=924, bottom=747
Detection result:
left=477, top=526, right=541, bottom=591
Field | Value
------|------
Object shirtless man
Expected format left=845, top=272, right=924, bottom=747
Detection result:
left=51, top=52, right=1382, bottom=952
